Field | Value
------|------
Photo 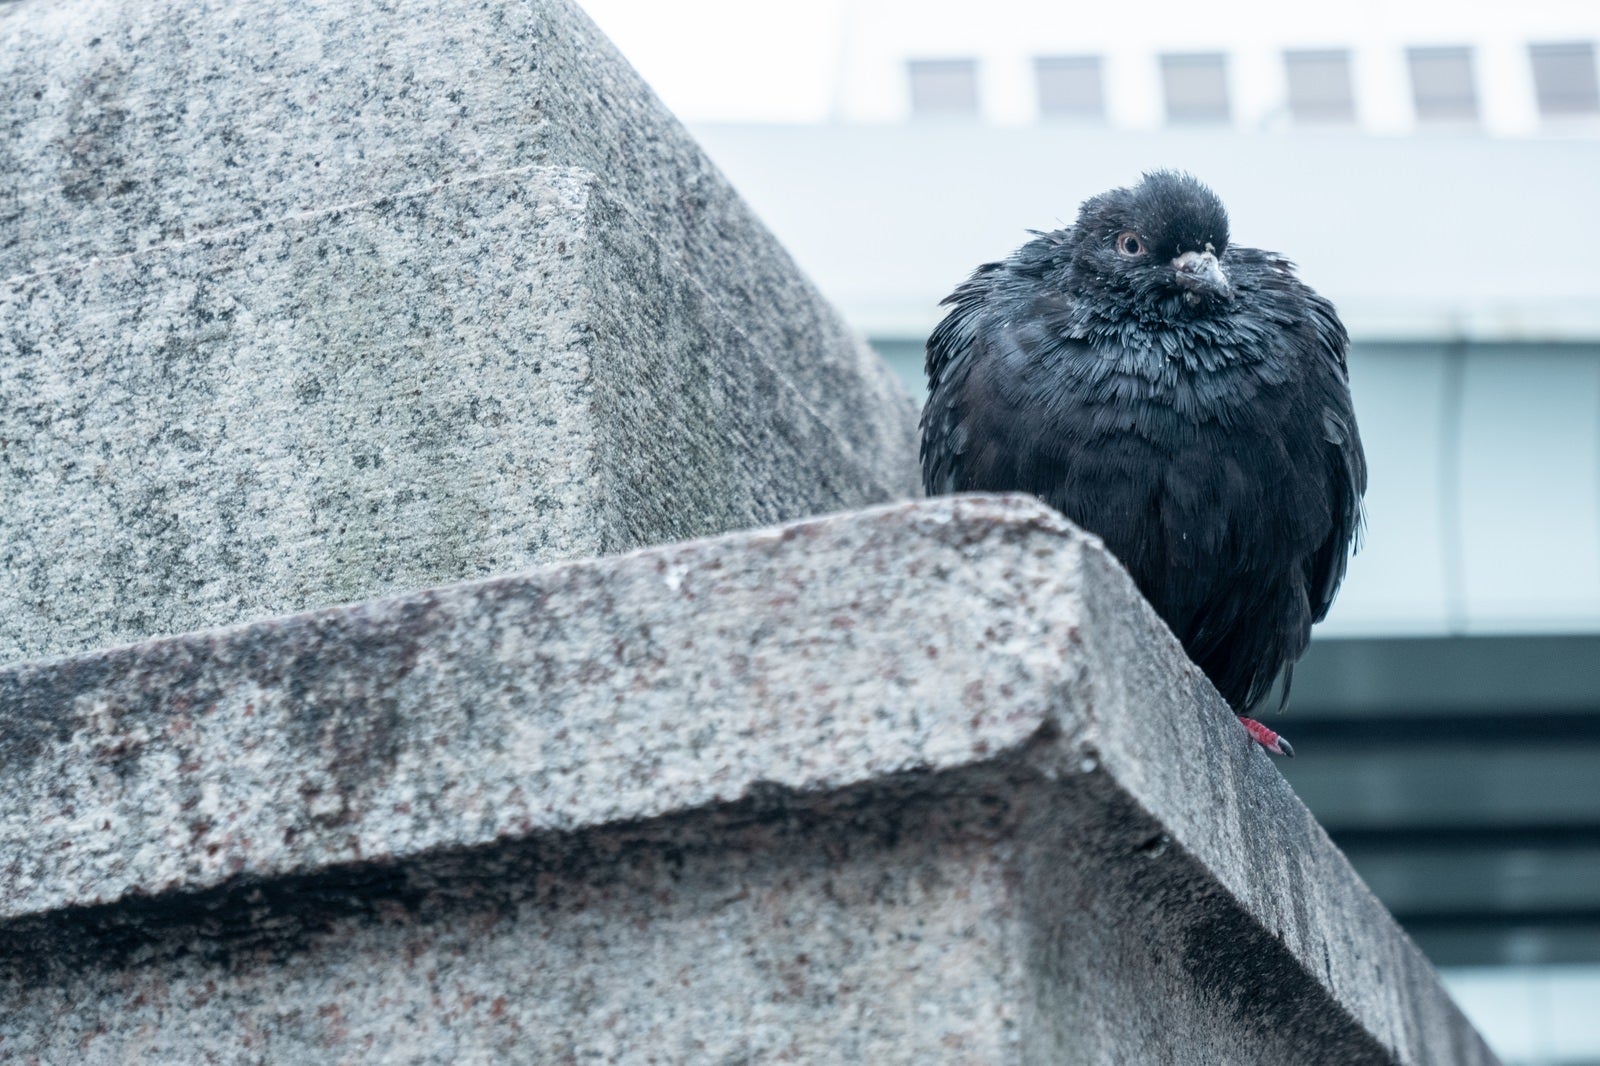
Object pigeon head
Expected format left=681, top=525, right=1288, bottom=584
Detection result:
left=1069, top=170, right=1233, bottom=311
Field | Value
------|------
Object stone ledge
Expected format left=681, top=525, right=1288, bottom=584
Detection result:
left=0, top=496, right=1496, bottom=1064
left=0, top=496, right=1081, bottom=921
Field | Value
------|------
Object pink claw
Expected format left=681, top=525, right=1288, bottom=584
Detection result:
left=1239, top=716, right=1295, bottom=758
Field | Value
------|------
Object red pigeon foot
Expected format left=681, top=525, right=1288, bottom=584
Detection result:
left=1239, top=716, right=1295, bottom=758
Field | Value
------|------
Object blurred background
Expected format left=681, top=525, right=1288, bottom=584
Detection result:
left=578, top=2, right=1600, bottom=1061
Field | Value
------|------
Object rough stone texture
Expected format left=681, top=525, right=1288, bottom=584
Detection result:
left=0, top=0, right=919, bottom=665
left=0, top=496, right=1496, bottom=1064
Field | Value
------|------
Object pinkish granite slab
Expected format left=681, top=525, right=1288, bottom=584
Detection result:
left=0, top=496, right=1496, bottom=1064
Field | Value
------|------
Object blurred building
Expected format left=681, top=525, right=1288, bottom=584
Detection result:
left=832, top=1, right=1600, bottom=138
left=583, top=3, right=1600, bottom=1061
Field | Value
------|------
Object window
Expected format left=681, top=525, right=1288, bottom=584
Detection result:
left=1035, top=55, right=1104, bottom=120
left=1161, top=53, right=1230, bottom=124
left=1408, top=46, right=1478, bottom=123
left=1285, top=49, right=1355, bottom=123
left=1529, top=42, right=1600, bottom=117
left=908, top=59, right=979, bottom=117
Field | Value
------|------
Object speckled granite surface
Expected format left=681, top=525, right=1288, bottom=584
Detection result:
left=0, top=497, right=1496, bottom=1064
left=0, top=0, right=919, bottom=665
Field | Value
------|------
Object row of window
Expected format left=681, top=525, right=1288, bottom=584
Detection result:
left=908, top=42, right=1600, bottom=125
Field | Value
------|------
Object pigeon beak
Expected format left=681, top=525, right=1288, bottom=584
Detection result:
left=1172, top=250, right=1231, bottom=300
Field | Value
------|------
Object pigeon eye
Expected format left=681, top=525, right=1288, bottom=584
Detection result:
left=1116, top=232, right=1144, bottom=257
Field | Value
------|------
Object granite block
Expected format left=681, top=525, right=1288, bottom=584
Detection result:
left=0, top=0, right=914, bottom=460
left=0, top=496, right=1497, bottom=1064
left=1, top=162, right=915, bottom=665
left=0, top=0, right=920, bottom=664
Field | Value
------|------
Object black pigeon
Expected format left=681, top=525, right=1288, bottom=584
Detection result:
left=921, top=171, right=1366, bottom=756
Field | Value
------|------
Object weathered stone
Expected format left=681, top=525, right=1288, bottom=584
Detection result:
left=0, top=496, right=1496, bottom=1064
left=0, top=0, right=919, bottom=665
